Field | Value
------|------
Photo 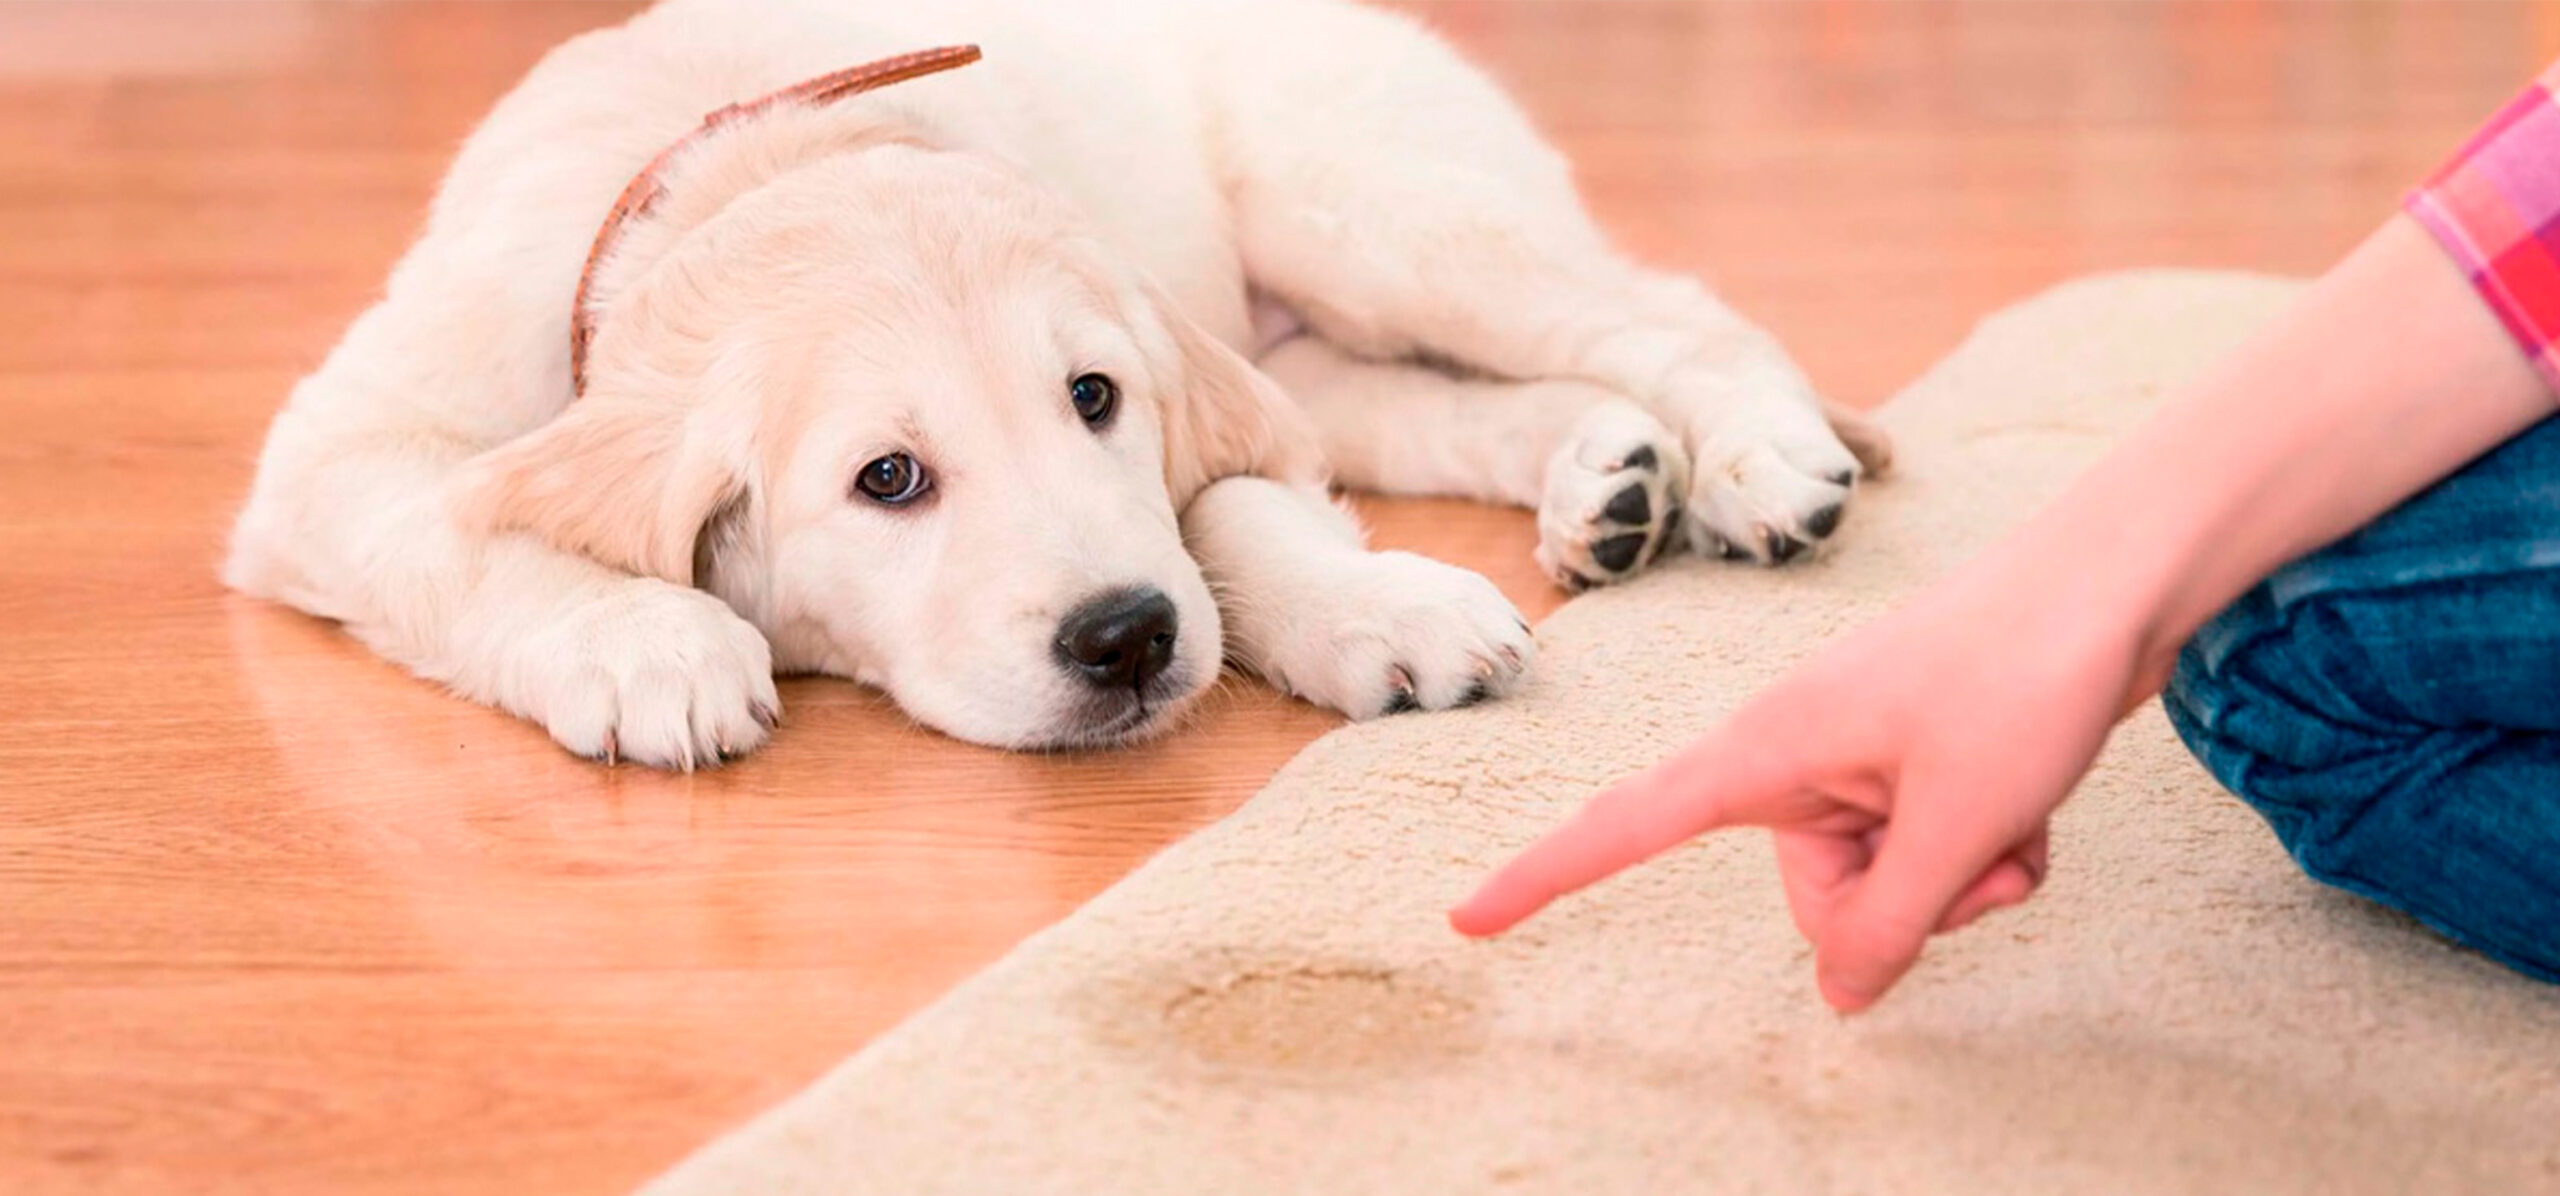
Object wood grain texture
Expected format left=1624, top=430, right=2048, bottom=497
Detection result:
left=2, top=3, right=2549, bottom=1193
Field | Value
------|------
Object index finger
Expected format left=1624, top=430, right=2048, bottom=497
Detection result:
left=1447, top=718, right=1802, bottom=936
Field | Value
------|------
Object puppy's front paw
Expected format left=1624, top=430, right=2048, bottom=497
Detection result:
left=521, top=580, right=780, bottom=769
left=1680, top=395, right=1874, bottom=566
left=1535, top=399, right=1689, bottom=591
left=1260, top=552, right=1534, bottom=719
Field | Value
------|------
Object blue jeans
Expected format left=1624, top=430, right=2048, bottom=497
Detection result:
left=2163, top=415, right=2560, bottom=983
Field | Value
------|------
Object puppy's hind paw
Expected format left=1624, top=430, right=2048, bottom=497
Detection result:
left=1681, top=394, right=1876, bottom=567
left=1535, top=399, right=1689, bottom=592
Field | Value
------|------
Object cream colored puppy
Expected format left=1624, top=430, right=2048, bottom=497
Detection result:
left=226, top=0, right=1885, bottom=767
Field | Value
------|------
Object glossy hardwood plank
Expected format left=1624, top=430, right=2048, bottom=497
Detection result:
left=3, top=3, right=2551, bottom=1193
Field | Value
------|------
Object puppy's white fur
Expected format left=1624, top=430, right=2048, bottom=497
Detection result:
left=227, top=0, right=1882, bottom=765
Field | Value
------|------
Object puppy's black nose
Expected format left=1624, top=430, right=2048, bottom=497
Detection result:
left=1054, top=587, right=1178, bottom=691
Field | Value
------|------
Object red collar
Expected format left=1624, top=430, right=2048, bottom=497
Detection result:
left=569, top=45, right=983, bottom=395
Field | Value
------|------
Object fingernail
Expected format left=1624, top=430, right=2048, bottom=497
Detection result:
left=1447, top=903, right=1497, bottom=938
left=1818, top=969, right=1876, bottom=1014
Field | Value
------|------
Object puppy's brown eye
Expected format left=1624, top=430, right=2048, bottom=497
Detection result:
left=853, top=453, right=929, bottom=505
left=1069, top=372, right=1118, bottom=428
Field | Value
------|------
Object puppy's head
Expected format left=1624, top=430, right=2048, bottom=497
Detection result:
left=457, top=146, right=1319, bottom=748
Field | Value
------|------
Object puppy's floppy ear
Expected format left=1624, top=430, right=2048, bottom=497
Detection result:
left=450, top=396, right=745, bottom=586
left=1148, top=298, right=1328, bottom=507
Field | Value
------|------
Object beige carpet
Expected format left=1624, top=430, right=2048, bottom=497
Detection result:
left=641, top=272, right=2560, bottom=1195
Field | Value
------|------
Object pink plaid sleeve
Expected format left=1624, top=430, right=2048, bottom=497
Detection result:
left=2405, top=61, right=2560, bottom=396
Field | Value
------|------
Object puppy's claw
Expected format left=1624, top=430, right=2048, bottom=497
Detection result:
left=1381, top=664, right=1420, bottom=716
left=601, top=731, right=619, bottom=768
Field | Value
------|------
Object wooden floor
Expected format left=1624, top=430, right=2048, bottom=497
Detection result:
left=4, top=2, right=2550, bottom=1192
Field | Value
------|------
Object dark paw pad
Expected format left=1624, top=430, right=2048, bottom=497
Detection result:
left=1620, top=445, right=1659, bottom=472
left=1601, top=483, right=1651, bottom=526
left=1803, top=503, right=1843, bottom=539
left=1590, top=532, right=1649, bottom=573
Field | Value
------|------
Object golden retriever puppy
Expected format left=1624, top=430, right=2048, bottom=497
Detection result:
left=225, top=0, right=1886, bottom=767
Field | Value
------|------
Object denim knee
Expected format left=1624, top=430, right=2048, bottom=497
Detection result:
left=2164, top=586, right=2560, bottom=983
left=2166, top=588, right=2439, bottom=856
